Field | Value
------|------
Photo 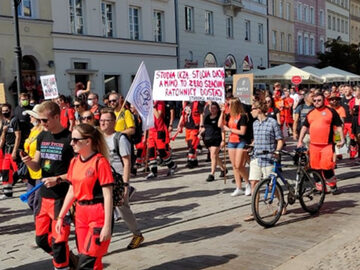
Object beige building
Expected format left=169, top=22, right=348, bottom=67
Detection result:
left=350, top=0, right=360, bottom=44
left=268, top=0, right=295, bottom=67
left=0, top=0, right=54, bottom=104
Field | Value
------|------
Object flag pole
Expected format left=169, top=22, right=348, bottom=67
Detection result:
left=222, top=112, right=227, bottom=184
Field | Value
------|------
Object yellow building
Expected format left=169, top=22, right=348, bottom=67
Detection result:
left=0, top=0, right=54, bottom=104
left=350, top=0, right=360, bottom=44
left=268, top=0, right=296, bottom=67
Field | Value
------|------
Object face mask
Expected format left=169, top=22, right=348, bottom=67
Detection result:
left=3, top=112, right=10, bottom=118
left=32, top=120, right=39, bottom=127
left=30, top=103, right=35, bottom=107
left=21, top=100, right=29, bottom=107
left=87, top=100, right=94, bottom=107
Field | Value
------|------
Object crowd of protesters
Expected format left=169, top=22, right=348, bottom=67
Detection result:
left=0, top=80, right=357, bottom=269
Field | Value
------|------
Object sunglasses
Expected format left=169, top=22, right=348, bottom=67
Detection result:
left=81, top=116, right=93, bottom=121
left=251, top=107, right=259, bottom=111
left=74, top=104, right=80, bottom=108
left=71, top=137, right=88, bottom=143
left=313, top=99, right=323, bottom=103
left=109, top=99, right=118, bottom=103
left=39, top=118, right=48, bottom=123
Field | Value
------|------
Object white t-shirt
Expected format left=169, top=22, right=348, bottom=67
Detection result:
left=104, top=133, right=131, bottom=175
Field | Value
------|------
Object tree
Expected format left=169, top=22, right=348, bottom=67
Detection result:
left=317, top=37, right=360, bottom=74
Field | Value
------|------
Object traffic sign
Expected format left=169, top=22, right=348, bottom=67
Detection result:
left=291, top=76, right=302, bottom=85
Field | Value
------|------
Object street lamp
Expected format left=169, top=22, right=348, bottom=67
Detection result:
left=12, top=0, right=23, bottom=99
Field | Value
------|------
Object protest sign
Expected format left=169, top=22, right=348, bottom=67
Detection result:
left=40, top=74, right=59, bottom=100
left=233, top=73, right=253, bottom=105
left=0, top=83, right=6, bottom=103
left=153, top=67, right=225, bottom=103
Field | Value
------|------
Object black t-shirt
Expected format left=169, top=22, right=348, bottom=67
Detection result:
left=14, top=105, right=32, bottom=148
left=37, top=129, right=74, bottom=199
left=341, top=96, right=354, bottom=123
left=4, top=117, right=20, bottom=148
left=204, top=114, right=221, bottom=140
left=267, top=107, right=280, bottom=121
left=164, top=101, right=176, bottom=127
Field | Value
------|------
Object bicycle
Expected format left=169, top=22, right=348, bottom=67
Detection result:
left=251, top=148, right=326, bottom=228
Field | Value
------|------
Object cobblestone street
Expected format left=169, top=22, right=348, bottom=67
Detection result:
left=1, top=136, right=360, bottom=269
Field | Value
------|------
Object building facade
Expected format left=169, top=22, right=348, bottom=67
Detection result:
left=51, top=0, right=177, bottom=98
left=268, top=0, right=295, bottom=67
left=294, top=0, right=326, bottom=67
left=325, top=0, right=350, bottom=43
left=177, top=0, right=268, bottom=77
left=350, top=0, right=360, bottom=44
left=0, top=0, right=54, bottom=104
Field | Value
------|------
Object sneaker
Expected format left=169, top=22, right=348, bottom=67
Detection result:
left=69, top=250, right=79, bottom=270
left=330, top=185, right=339, bottom=195
left=197, top=148, right=202, bottom=155
left=146, top=172, right=157, bottom=180
left=245, top=183, right=251, bottom=196
left=167, top=164, right=177, bottom=176
left=315, top=182, right=327, bottom=193
left=231, top=188, right=244, bottom=196
left=129, top=186, right=136, bottom=200
left=127, top=234, right=144, bottom=249
left=206, top=174, right=215, bottom=182
left=0, top=194, right=10, bottom=200
left=114, top=206, right=121, bottom=221
left=219, top=169, right=228, bottom=178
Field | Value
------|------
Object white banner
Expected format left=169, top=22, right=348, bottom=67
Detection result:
left=126, top=62, right=154, bottom=131
left=153, top=67, right=225, bottom=103
left=40, top=74, right=59, bottom=100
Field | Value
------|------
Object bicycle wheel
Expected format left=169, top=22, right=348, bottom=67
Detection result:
left=252, top=177, right=284, bottom=228
left=299, top=170, right=326, bottom=214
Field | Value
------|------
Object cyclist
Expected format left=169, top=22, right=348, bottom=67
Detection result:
left=244, top=99, right=284, bottom=221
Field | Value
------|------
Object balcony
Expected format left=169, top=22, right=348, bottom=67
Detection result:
left=223, top=0, right=243, bottom=16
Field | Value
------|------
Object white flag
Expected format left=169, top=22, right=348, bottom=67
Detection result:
left=126, top=62, right=154, bottom=131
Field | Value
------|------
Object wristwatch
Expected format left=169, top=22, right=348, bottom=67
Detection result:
left=56, top=177, right=62, bottom=184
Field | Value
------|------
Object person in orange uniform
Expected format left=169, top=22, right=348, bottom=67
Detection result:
left=273, top=83, right=285, bottom=128
left=297, top=93, right=344, bottom=194
left=283, top=89, right=294, bottom=136
left=146, top=100, right=177, bottom=179
left=56, top=123, right=114, bottom=270
left=177, top=101, right=204, bottom=168
left=329, top=94, right=346, bottom=161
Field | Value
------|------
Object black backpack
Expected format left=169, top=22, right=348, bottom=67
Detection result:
left=131, top=113, right=143, bottom=145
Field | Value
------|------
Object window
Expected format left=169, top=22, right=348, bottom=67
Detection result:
left=298, top=33, right=303, bottom=54
left=245, top=20, right=251, bottom=41
left=104, top=75, right=120, bottom=94
left=332, top=17, right=335, bottom=30
left=287, top=34, right=292, bottom=52
left=154, top=10, right=164, bottom=42
left=18, top=0, right=33, bottom=17
left=304, top=5, right=309, bottom=23
left=271, top=0, right=275, bottom=15
left=320, top=38, right=325, bottom=53
left=310, top=36, right=314, bottom=55
left=337, top=18, right=340, bottom=32
left=272, top=30, right=277, bottom=50
left=185, top=6, right=194, bottom=31
left=226, top=16, right=233, bottom=38
left=280, top=32, right=285, bottom=51
left=74, top=62, right=88, bottom=69
left=286, top=3, right=291, bottom=20
left=341, top=19, right=344, bottom=33
left=320, top=10, right=324, bottom=26
left=279, top=1, right=283, bottom=18
left=304, top=35, right=309, bottom=55
left=297, top=3, right=303, bottom=21
left=345, top=20, right=348, bottom=34
left=205, top=11, right=214, bottom=35
left=258, top=23, right=264, bottom=44
left=69, top=0, right=84, bottom=34
left=328, top=15, right=331, bottom=29
left=310, top=7, right=314, bottom=24
left=101, top=2, right=114, bottom=37
left=129, top=6, right=140, bottom=40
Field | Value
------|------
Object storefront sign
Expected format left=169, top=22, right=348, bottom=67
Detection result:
left=233, top=73, right=253, bottom=105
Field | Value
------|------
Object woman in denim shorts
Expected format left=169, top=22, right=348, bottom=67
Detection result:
left=219, top=98, right=251, bottom=196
